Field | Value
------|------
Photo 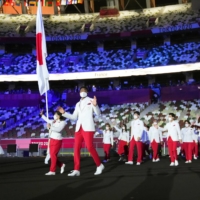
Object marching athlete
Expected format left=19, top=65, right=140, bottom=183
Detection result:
left=40, top=110, right=66, bottom=175
left=102, top=123, right=114, bottom=163
left=125, top=111, right=144, bottom=165
left=115, top=124, right=129, bottom=162
left=181, top=120, right=193, bottom=163
left=163, top=113, right=182, bottom=166
left=148, top=120, right=163, bottom=162
left=58, top=86, right=104, bottom=176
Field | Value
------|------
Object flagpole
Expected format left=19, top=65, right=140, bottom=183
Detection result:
left=45, top=79, right=49, bottom=120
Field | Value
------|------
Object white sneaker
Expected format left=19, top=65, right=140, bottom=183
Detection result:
left=185, top=161, right=189, bottom=163
left=68, top=170, right=80, bottom=177
left=136, top=162, right=140, bottom=165
left=188, top=160, right=192, bottom=163
left=155, top=158, right=160, bottom=162
left=60, top=164, right=65, bottom=174
left=194, top=155, right=197, bottom=160
left=170, top=162, right=175, bottom=166
left=125, top=161, right=133, bottom=165
left=175, top=160, right=179, bottom=166
left=45, top=171, right=55, bottom=176
left=94, top=164, right=105, bottom=175
left=152, top=159, right=156, bottom=162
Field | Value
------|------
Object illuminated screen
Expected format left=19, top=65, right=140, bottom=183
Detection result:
left=66, top=0, right=83, bottom=4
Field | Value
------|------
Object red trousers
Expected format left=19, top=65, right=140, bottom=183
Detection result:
left=180, top=143, right=185, bottom=156
left=128, top=137, right=143, bottom=163
left=49, top=138, right=63, bottom=172
left=193, top=141, right=198, bottom=157
left=118, top=140, right=128, bottom=155
left=168, top=137, right=178, bottom=162
left=74, top=126, right=101, bottom=170
left=103, top=144, right=111, bottom=160
left=151, top=140, right=159, bottom=160
left=142, top=143, right=150, bottom=158
left=183, top=142, right=193, bottom=161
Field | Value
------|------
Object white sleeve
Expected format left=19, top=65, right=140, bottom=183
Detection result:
left=139, top=121, right=144, bottom=137
left=162, top=124, right=168, bottom=132
left=110, top=131, right=114, bottom=146
left=176, top=122, right=181, bottom=140
left=92, top=105, right=101, bottom=117
left=50, top=121, right=66, bottom=133
left=148, top=127, right=152, bottom=141
left=62, top=105, right=78, bottom=121
left=118, top=132, right=122, bottom=140
left=159, top=128, right=163, bottom=142
left=114, top=126, right=121, bottom=132
left=126, top=131, right=130, bottom=143
left=42, top=115, right=53, bottom=124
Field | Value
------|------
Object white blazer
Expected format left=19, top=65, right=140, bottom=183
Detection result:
left=130, top=119, right=144, bottom=141
left=163, top=121, right=181, bottom=141
left=181, top=127, right=194, bottom=143
left=148, top=126, right=163, bottom=143
left=42, top=115, right=66, bottom=140
left=103, top=130, right=114, bottom=145
left=62, top=97, right=101, bottom=132
left=193, top=129, right=199, bottom=143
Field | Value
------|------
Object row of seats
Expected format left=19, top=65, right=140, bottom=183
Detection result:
left=142, top=100, right=200, bottom=129
left=0, top=106, right=37, bottom=130
left=1, top=102, right=148, bottom=138
left=0, top=4, right=196, bottom=36
left=2, top=100, right=200, bottom=139
left=0, top=42, right=199, bottom=74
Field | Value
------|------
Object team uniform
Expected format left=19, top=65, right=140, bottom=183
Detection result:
left=42, top=115, right=66, bottom=175
left=193, top=128, right=199, bottom=159
left=102, top=130, right=114, bottom=162
left=163, top=121, right=181, bottom=166
left=148, top=126, right=163, bottom=161
left=126, top=119, right=144, bottom=165
left=115, top=126, right=129, bottom=161
left=63, top=96, right=104, bottom=176
left=181, top=127, right=193, bottom=163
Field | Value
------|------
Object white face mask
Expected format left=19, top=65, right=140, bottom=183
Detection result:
left=80, top=92, right=87, bottom=98
left=168, top=117, right=172, bottom=121
left=153, top=122, right=157, bottom=125
left=134, top=115, right=138, bottom=119
left=185, top=124, right=189, bottom=127
left=53, top=115, right=57, bottom=120
left=106, top=127, right=109, bottom=130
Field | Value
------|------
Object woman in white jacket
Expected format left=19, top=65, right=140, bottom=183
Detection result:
left=40, top=110, right=66, bottom=175
left=148, top=120, right=163, bottom=162
left=181, top=120, right=194, bottom=163
left=193, top=124, right=200, bottom=159
left=102, top=123, right=114, bottom=163
left=115, top=124, right=129, bottom=162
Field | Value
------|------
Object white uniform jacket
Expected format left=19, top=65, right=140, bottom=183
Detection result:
left=115, top=126, right=129, bottom=143
left=62, top=97, right=101, bottom=132
left=103, top=130, right=114, bottom=145
left=148, top=126, right=163, bottom=143
left=130, top=119, right=144, bottom=141
left=181, top=127, right=194, bottom=143
left=193, top=128, right=200, bottom=143
left=42, top=115, right=66, bottom=140
left=163, top=121, right=181, bottom=141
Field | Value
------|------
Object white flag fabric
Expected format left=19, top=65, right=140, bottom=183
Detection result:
left=36, top=0, right=49, bottom=95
